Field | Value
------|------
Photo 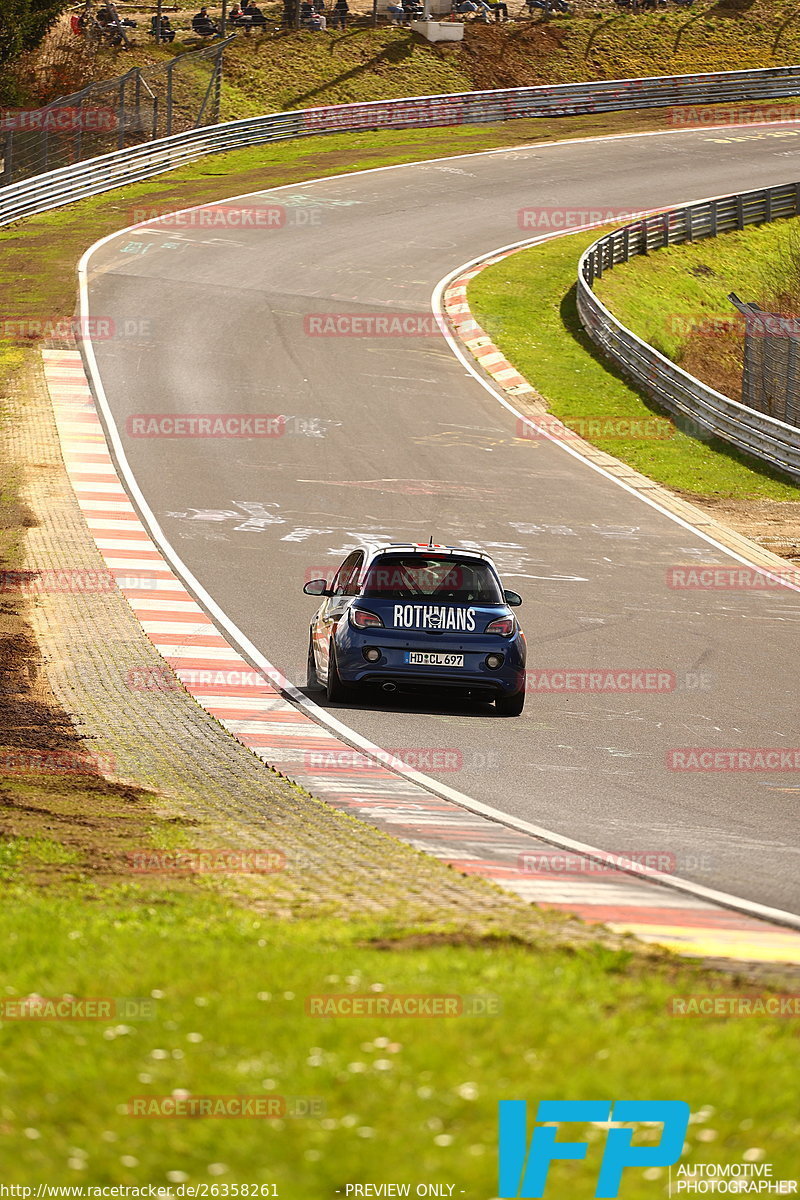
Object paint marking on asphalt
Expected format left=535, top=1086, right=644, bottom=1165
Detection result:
left=41, top=345, right=800, bottom=965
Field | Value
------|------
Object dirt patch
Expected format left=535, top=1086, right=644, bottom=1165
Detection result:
left=683, top=496, right=800, bottom=563
left=362, top=929, right=549, bottom=950
left=0, top=550, right=187, bottom=888
left=461, top=21, right=567, bottom=91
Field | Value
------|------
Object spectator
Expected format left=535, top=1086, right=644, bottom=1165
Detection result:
left=331, top=0, right=349, bottom=26
left=387, top=1, right=406, bottom=20
left=247, top=1, right=268, bottom=29
left=528, top=0, right=571, bottom=11
left=402, top=0, right=424, bottom=16
left=307, top=9, right=327, bottom=26
left=150, top=13, right=176, bottom=40
left=313, top=0, right=326, bottom=10
left=95, top=4, right=130, bottom=45
left=454, top=0, right=480, bottom=12
left=192, top=7, right=219, bottom=35
left=482, top=0, right=507, bottom=17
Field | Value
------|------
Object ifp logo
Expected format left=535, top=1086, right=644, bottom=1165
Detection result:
left=498, top=1100, right=690, bottom=1197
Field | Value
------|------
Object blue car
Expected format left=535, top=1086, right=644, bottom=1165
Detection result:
left=303, top=543, right=527, bottom=715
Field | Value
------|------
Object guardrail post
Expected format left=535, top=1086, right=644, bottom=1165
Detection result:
left=795, top=182, right=800, bottom=216
left=687, top=206, right=693, bottom=243
left=766, top=188, right=773, bottom=222
left=736, top=194, right=745, bottom=230
left=662, top=211, right=669, bottom=249
left=2, top=131, right=12, bottom=185
left=710, top=200, right=717, bottom=238
left=117, top=77, right=126, bottom=150
left=74, top=103, right=83, bottom=166
left=213, top=44, right=224, bottom=125
left=622, top=225, right=629, bottom=262
left=166, top=63, right=174, bottom=137
left=134, top=70, right=142, bottom=137
left=787, top=335, right=800, bottom=427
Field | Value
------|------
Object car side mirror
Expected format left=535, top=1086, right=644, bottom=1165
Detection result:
left=303, top=578, right=330, bottom=596
left=504, top=589, right=523, bottom=607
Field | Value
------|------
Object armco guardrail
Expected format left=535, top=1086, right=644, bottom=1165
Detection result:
left=577, top=182, right=800, bottom=482
left=5, top=63, right=800, bottom=225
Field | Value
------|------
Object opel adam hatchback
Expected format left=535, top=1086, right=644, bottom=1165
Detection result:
left=304, top=544, right=526, bottom=715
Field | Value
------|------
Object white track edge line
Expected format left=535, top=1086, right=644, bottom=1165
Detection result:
left=76, top=139, right=800, bottom=934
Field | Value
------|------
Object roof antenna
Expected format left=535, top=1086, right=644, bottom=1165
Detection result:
left=428, top=534, right=434, bottom=548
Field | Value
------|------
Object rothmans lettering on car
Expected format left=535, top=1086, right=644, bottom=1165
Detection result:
left=393, top=605, right=476, bottom=631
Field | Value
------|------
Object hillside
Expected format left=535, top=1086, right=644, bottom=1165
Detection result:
left=10, top=0, right=800, bottom=116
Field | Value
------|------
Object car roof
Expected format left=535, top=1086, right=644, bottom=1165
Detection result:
left=365, top=543, right=498, bottom=567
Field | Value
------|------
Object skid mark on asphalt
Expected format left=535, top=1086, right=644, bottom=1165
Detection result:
left=42, top=346, right=800, bottom=966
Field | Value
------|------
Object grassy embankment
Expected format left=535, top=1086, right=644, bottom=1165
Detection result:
left=468, top=227, right=800, bottom=498
left=1, top=88, right=798, bottom=1191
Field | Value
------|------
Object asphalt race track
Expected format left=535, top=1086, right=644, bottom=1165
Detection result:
left=83, top=122, right=800, bottom=915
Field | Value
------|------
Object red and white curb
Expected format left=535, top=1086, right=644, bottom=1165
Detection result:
left=42, top=346, right=800, bottom=965
left=445, top=269, right=536, bottom=397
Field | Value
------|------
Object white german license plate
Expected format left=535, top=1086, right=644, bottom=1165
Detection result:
left=406, top=651, right=464, bottom=667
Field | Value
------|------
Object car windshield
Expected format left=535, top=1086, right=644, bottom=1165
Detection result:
left=360, top=555, right=504, bottom=604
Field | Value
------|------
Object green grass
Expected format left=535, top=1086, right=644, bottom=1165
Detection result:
left=594, top=216, right=800, bottom=391
left=27, top=0, right=800, bottom=120
left=218, top=29, right=475, bottom=119
left=0, top=888, right=797, bottom=1190
left=468, top=229, right=800, bottom=498
left=3, top=92, right=799, bottom=1192
left=0, top=836, right=82, bottom=873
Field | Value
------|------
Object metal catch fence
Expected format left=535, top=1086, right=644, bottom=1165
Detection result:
left=0, top=36, right=233, bottom=186
left=577, top=183, right=800, bottom=481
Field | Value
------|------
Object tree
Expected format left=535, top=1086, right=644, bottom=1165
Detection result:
left=0, top=0, right=69, bottom=71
